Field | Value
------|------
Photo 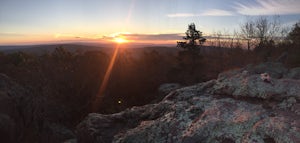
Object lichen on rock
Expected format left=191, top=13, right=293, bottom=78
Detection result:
left=76, top=62, right=300, bottom=143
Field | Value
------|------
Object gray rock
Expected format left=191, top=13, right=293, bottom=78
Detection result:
left=76, top=63, right=300, bottom=143
left=77, top=102, right=172, bottom=143
left=245, top=62, right=288, bottom=78
left=213, top=70, right=300, bottom=100
left=278, top=97, right=297, bottom=109
left=150, top=83, right=182, bottom=103
left=158, top=83, right=181, bottom=98
left=286, top=67, right=300, bottom=79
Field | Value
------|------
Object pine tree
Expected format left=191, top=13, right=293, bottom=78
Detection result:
left=177, top=23, right=206, bottom=52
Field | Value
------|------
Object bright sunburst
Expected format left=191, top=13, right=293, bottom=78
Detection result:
left=114, top=37, right=128, bottom=43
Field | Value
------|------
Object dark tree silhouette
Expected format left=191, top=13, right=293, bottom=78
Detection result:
left=177, top=23, right=206, bottom=51
left=240, top=18, right=255, bottom=51
left=174, top=23, right=206, bottom=84
left=287, top=22, right=300, bottom=45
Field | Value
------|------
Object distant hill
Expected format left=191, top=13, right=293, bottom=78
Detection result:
left=0, top=44, right=105, bottom=55
left=0, top=42, right=177, bottom=55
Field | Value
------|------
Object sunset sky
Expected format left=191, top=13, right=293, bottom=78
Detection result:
left=0, top=0, right=299, bottom=45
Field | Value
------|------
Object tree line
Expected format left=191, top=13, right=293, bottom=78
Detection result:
left=177, top=16, right=300, bottom=66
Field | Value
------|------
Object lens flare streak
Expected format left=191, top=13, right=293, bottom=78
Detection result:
left=92, top=44, right=120, bottom=110
left=92, top=0, right=135, bottom=111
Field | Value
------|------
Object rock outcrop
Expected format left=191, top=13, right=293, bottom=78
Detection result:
left=158, top=83, right=181, bottom=96
left=76, top=62, right=300, bottom=143
left=286, top=67, right=300, bottom=79
left=154, top=83, right=181, bottom=103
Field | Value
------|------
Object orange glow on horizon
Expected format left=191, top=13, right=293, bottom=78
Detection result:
left=113, top=37, right=129, bottom=44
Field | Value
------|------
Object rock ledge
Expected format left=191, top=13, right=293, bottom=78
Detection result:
left=76, top=62, right=300, bottom=143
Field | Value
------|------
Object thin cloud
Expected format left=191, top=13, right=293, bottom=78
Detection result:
left=54, top=33, right=102, bottom=40
left=166, top=13, right=197, bottom=18
left=201, top=9, right=233, bottom=16
left=120, top=33, right=183, bottom=41
left=104, top=33, right=182, bottom=41
left=0, top=32, right=26, bottom=37
left=167, top=9, right=233, bottom=18
left=234, top=0, right=300, bottom=15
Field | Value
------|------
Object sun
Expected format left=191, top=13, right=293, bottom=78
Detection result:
left=114, top=37, right=128, bottom=44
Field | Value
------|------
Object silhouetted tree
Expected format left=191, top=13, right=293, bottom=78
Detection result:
left=287, top=22, right=300, bottom=45
left=285, top=21, right=300, bottom=67
left=175, top=23, right=206, bottom=84
left=239, top=16, right=282, bottom=51
left=240, top=18, right=255, bottom=51
left=254, top=16, right=281, bottom=49
left=177, top=23, right=206, bottom=52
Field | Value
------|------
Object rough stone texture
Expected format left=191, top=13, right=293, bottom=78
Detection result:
left=158, top=83, right=181, bottom=96
left=154, top=83, right=182, bottom=103
left=245, top=62, right=288, bottom=79
left=76, top=62, right=300, bottom=143
left=286, top=67, right=300, bottom=79
left=213, top=69, right=300, bottom=100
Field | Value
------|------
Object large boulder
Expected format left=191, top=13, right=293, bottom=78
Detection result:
left=244, top=62, right=288, bottom=79
left=76, top=102, right=172, bottom=143
left=213, top=69, right=300, bottom=100
left=76, top=63, right=300, bottom=143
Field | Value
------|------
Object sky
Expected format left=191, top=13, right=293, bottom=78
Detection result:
left=0, top=0, right=300, bottom=45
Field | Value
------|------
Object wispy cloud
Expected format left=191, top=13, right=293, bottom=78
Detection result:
left=120, top=33, right=182, bottom=41
left=166, top=13, right=197, bottom=18
left=234, top=0, right=300, bottom=15
left=0, top=32, right=26, bottom=37
left=201, top=9, right=233, bottom=16
left=119, top=34, right=182, bottom=41
left=53, top=33, right=105, bottom=40
left=167, top=9, right=233, bottom=18
left=102, top=33, right=182, bottom=42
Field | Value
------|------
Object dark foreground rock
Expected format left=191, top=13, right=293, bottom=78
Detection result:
left=76, top=62, right=300, bottom=143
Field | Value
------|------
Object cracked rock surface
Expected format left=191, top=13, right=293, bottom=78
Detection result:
left=76, top=62, right=300, bottom=143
